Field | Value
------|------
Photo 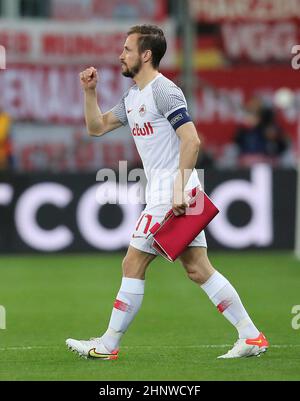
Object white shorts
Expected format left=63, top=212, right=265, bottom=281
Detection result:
left=129, top=206, right=207, bottom=256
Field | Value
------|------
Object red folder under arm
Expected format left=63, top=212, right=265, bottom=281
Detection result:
left=149, top=188, right=219, bottom=262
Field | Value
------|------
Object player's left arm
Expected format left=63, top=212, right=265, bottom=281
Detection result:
left=172, top=122, right=201, bottom=216
left=152, top=81, right=201, bottom=215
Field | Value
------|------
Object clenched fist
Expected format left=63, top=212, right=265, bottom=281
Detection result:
left=79, top=67, right=98, bottom=90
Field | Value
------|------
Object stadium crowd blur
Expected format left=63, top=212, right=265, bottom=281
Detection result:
left=0, top=0, right=298, bottom=173
left=216, top=97, right=294, bottom=169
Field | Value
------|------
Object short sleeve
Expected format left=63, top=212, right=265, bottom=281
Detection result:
left=110, top=91, right=129, bottom=126
left=152, top=78, right=188, bottom=118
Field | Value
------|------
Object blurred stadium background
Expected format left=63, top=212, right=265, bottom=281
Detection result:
left=0, top=0, right=300, bottom=381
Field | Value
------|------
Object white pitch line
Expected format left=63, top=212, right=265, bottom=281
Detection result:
left=0, top=344, right=300, bottom=351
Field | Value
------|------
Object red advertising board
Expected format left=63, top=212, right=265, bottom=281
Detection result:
left=52, top=0, right=167, bottom=21
left=0, top=20, right=175, bottom=66
left=193, top=66, right=300, bottom=148
left=189, top=0, right=300, bottom=22
left=1, top=65, right=299, bottom=149
left=0, top=65, right=131, bottom=123
left=221, top=21, right=300, bottom=63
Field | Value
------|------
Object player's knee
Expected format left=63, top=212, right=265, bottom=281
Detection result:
left=184, top=264, right=202, bottom=284
left=183, top=263, right=210, bottom=285
left=122, top=256, right=132, bottom=276
left=122, top=255, right=144, bottom=279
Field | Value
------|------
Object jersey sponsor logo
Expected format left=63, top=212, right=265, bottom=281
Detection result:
left=131, top=122, right=154, bottom=136
left=139, top=104, right=146, bottom=116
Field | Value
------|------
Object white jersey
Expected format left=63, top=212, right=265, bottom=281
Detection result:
left=111, top=73, right=200, bottom=213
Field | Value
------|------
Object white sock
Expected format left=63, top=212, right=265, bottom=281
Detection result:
left=201, top=271, right=260, bottom=339
left=101, top=277, right=145, bottom=352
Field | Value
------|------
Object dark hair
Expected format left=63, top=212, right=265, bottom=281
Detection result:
left=127, top=24, right=167, bottom=69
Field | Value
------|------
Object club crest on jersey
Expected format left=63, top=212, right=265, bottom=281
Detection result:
left=139, top=104, right=146, bottom=116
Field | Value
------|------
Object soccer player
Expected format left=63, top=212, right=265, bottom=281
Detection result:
left=66, top=25, right=268, bottom=359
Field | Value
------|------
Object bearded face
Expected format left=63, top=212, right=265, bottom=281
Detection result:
left=121, top=57, right=142, bottom=78
left=119, top=33, right=144, bottom=79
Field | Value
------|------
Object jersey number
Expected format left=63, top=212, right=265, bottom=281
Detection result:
left=135, top=213, right=153, bottom=235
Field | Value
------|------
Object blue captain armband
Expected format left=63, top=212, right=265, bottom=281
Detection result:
left=167, top=107, right=192, bottom=130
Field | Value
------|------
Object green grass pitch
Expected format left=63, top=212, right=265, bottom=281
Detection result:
left=0, top=252, right=300, bottom=381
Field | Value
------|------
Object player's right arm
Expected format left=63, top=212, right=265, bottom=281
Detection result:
left=80, top=67, right=123, bottom=136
